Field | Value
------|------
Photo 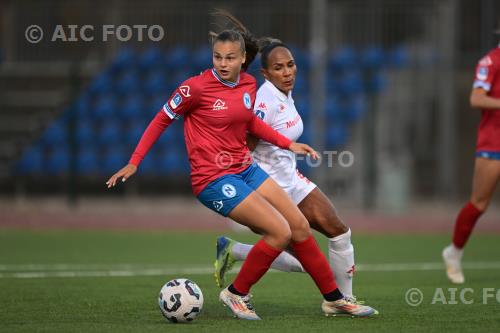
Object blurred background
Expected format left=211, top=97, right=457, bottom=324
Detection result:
left=0, top=0, right=499, bottom=225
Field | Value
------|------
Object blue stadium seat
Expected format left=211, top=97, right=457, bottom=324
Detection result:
left=138, top=46, right=164, bottom=71
left=101, top=148, right=127, bottom=173
left=165, top=45, right=190, bottom=70
left=388, top=45, right=409, bottom=68
left=337, top=72, right=363, bottom=96
left=92, top=93, right=117, bottom=120
left=361, top=46, right=384, bottom=69
left=144, top=71, right=168, bottom=95
left=140, top=153, right=158, bottom=175
left=41, top=120, right=67, bottom=147
left=88, top=72, right=114, bottom=96
left=192, top=45, right=212, bottom=72
left=76, top=147, right=100, bottom=175
left=110, top=48, right=137, bottom=74
left=16, top=146, right=44, bottom=174
left=326, top=124, right=348, bottom=148
left=125, top=121, right=147, bottom=147
left=74, top=95, right=91, bottom=120
left=45, top=146, right=69, bottom=175
left=329, top=47, right=357, bottom=72
left=115, top=70, right=141, bottom=95
left=365, top=71, right=386, bottom=93
left=76, top=121, right=95, bottom=147
left=343, top=96, right=366, bottom=123
left=120, top=94, right=144, bottom=120
left=326, top=97, right=342, bottom=122
left=97, top=122, right=122, bottom=145
left=157, top=149, right=184, bottom=175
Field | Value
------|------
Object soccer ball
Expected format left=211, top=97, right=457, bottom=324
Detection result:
left=158, top=278, right=204, bottom=323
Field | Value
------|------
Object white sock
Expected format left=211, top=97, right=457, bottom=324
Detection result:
left=232, top=242, right=304, bottom=272
left=445, top=244, right=463, bottom=260
left=328, top=228, right=355, bottom=298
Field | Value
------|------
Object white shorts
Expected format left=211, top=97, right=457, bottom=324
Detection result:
left=283, top=169, right=317, bottom=205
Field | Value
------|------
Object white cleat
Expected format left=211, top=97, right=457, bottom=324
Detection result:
left=219, top=287, right=261, bottom=320
left=322, top=297, right=379, bottom=317
left=442, top=245, right=465, bottom=284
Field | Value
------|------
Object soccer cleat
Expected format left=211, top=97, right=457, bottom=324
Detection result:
left=442, top=245, right=465, bottom=284
left=322, top=298, right=379, bottom=317
left=219, top=287, right=261, bottom=320
left=214, top=236, right=237, bottom=288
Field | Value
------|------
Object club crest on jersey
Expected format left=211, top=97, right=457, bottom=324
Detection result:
left=243, top=92, right=252, bottom=109
left=169, top=93, right=182, bottom=110
left=213, top=200, right=224, bottom=211
left=278, top=103, right=286, bottom=113
left=477, top=66, right=488, bottom=81
left=255, top=110, right=266, bottom=120
left=213, top=99, right=228, bottom=111
left=221, top=184, right=237, bottom=198
left=179, top=85, right=191, bottom=97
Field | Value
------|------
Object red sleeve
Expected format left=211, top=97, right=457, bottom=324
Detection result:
left=247, top=114, right=292, bottom=149
left=129, top=110, right=173, bottom=166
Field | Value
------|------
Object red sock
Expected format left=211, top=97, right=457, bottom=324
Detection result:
left=452, top=201, right=483, bottom=249
left=232, top=238, right=282, bottom=295
left=290, top=235, right=338, bottom=294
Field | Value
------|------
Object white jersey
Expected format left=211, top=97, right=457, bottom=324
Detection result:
left=252, top=80, right=316, bottom=204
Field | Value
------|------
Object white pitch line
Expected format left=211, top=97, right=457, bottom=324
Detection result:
left=0, top=261, right=499, bottom=279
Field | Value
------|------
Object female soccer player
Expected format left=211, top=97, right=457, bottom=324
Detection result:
left=106, top=12, right=376, bottom=319
left=214, top=37, right=373, bottom=310
left=442, top=35, right=500, bottom=284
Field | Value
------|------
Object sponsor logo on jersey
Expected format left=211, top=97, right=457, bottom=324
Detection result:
left=477, top=66, right=488, bottom=81
left=213, top=200, right=224, bottom=211
left=169, top=93, right=182, bottom=110
left=243, top=92, right=252, bottom=109
left=179, top=85, right=191, bottom=97
left=479, top=56, right=492, bottom=66
left=278, top=103, right=286, bottom=113
left=257, top=101, right=267, bottom=110
left=213, top=99, right=228, bottom=111
left=221, top=184, right=237, bottom=198
left=286, top=114, right=301, bottom=129
left=255, top=110, right=266, bottom=120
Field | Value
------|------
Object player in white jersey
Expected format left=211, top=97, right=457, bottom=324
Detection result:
left=215, top=38, right=362, bottom=305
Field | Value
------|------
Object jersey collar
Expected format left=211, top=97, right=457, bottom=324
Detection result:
left=211, top=68, right=240, bottom=88
left=264, top=79, right=292, bottom=102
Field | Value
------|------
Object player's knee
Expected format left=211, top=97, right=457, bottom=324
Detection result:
left=470, top=196, right=490, bottom=212
left=312, top=213, right=348, bottom=238
left=290, top=217, right=312, bottom=242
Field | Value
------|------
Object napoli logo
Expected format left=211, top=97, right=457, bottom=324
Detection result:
left=243, top=92, right=252, bottom=109
left=221, top=184, right=237, bottom=198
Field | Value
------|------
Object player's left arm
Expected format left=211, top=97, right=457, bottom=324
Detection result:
left=470, top=88, right=500, bottom=110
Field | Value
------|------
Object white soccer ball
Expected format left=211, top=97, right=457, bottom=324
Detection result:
left=158, top=278, right=204, bottom=323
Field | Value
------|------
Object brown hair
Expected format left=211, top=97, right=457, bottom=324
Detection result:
left=209, top=9, right=259, bottom=71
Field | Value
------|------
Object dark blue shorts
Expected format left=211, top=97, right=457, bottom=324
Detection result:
left=197, top=163, right=269, bottom=217
left=476, top=151, right=500, bottom=161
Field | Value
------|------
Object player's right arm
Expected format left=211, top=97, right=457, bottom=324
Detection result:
left=470, top=54, right=500, bottom=110
left=106, top=79, right=199, bottom=188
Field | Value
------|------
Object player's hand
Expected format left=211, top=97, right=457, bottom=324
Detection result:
left=106, top=164, right=137, bottom=188
left=288, top=142, right=319, bottom=160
